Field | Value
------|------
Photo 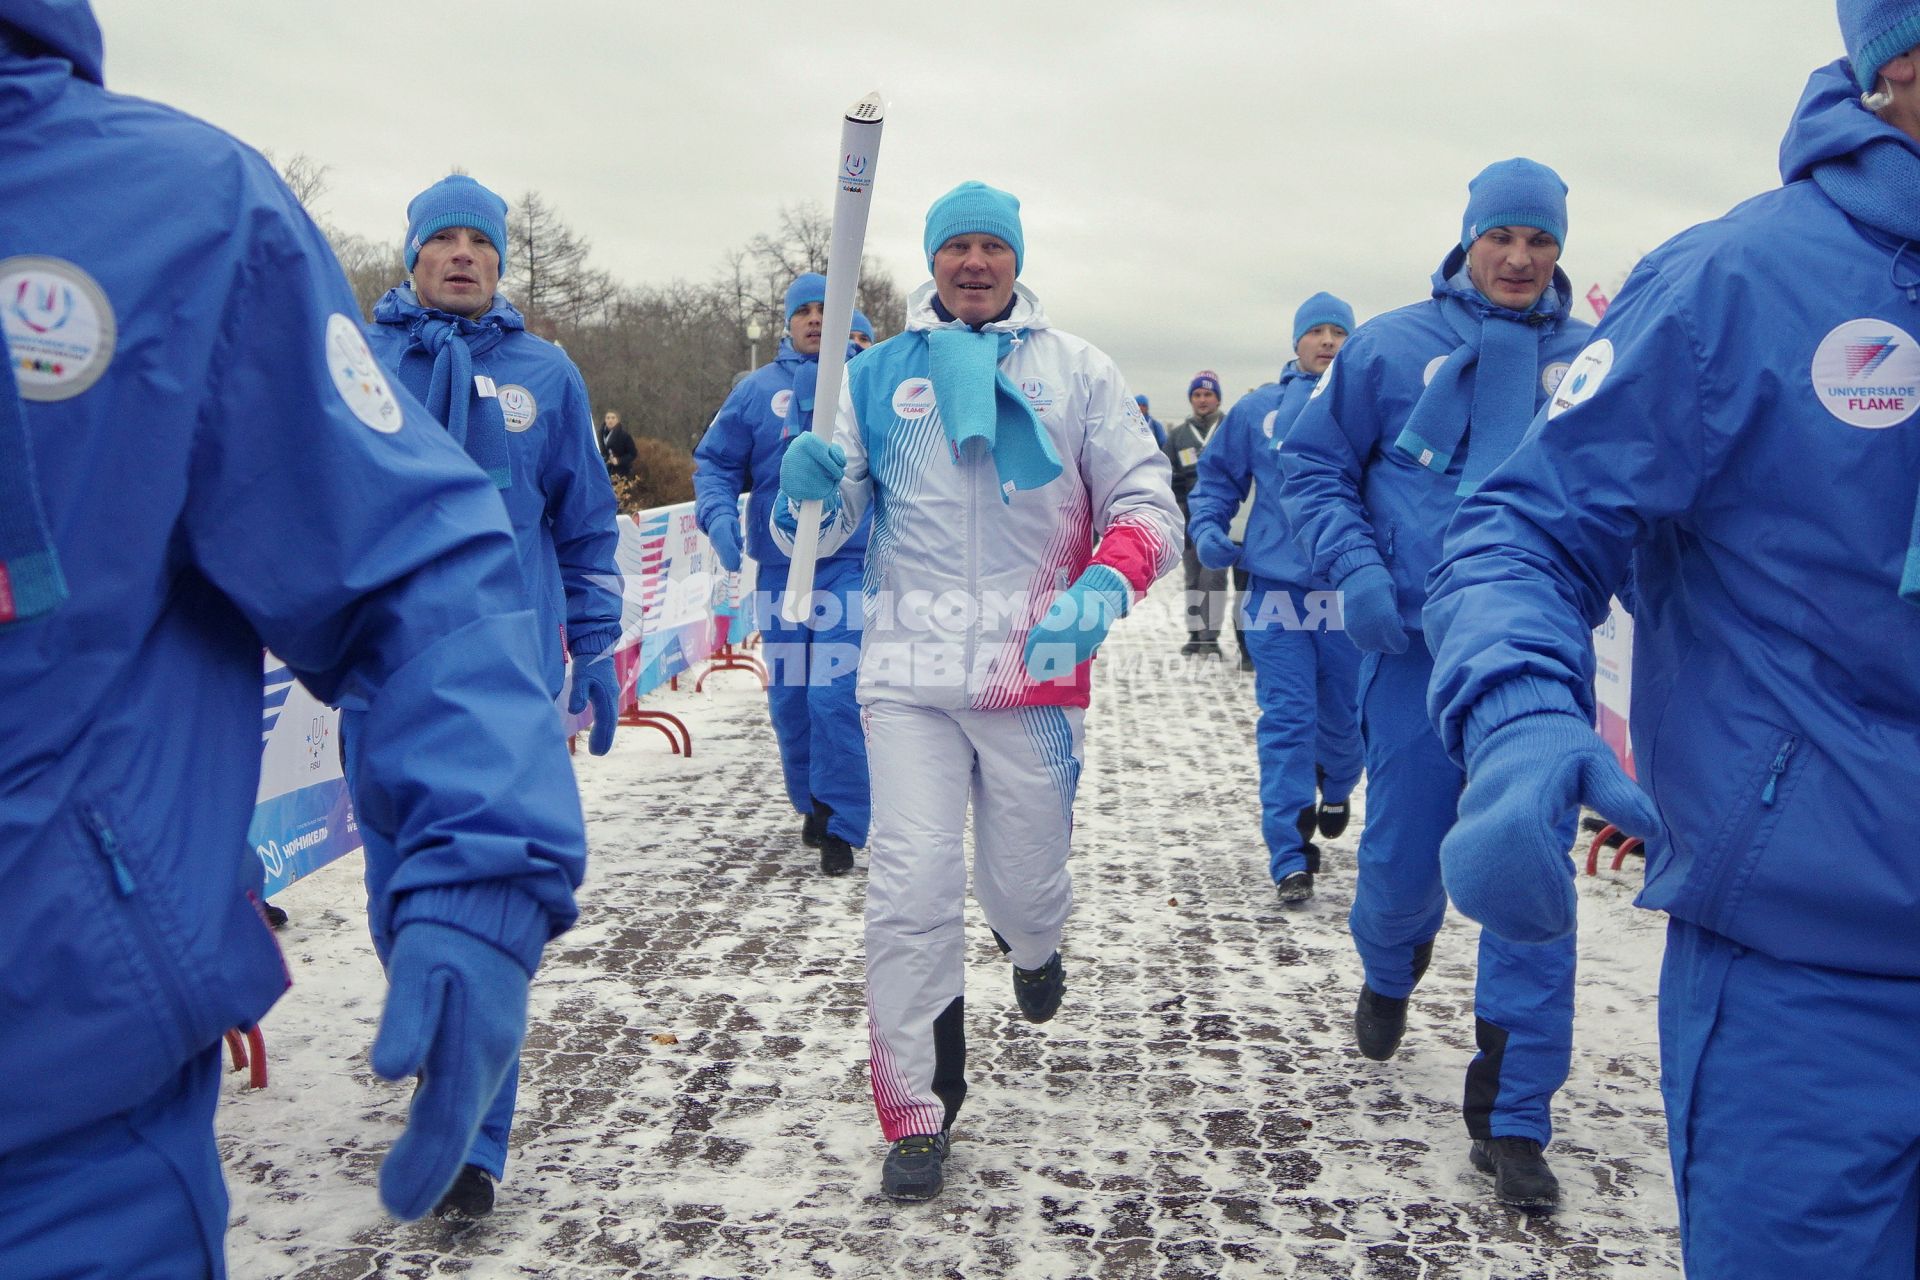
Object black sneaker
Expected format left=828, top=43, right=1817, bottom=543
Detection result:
left=881, top=1133, right=949, bottom=1201
left=1013, top=952, right=1065, bottom=1023
left=1470, top=1137, right=1561, bottom=1210
left=433, top=1163, right=496, bottom=1221
left=819, top=835, right=854, bottom=876
left=1295, top=805, right=1319, bottom=843
left=1317, top=800, right=1351, bottom=839
left=263, top=902, right=289, bottom=929
left=1302, top=841, right=1322, bottom=874
left=1354, top=941, right=1434, bottom=1061
left=801, top=808, right=825, bottom=848
left=1179, top=640, right=1217, bottom=657
left=1277, top=871, right=1314, bottom=904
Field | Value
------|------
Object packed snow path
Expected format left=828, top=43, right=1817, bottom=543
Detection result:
left=222, top=588, right=1682, bottom=1278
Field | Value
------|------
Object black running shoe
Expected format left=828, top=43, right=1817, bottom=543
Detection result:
left=1317, top=800, right=1351, bottom=839
left=1013, top=952, right=1065, bottom=1023
left=1277, top=871, right=1314, bottom=904
left=1302, top=841, right=1322, bottom=874
left=1353, top=985, right=1411, bottom=1061
left=263, top=902, right=289, bottom=929
left=434, top=1164, right=496, bottom=1221
left=1295, top=805, right=1319, bottom=843
left=819, top=835, right=854, bottom=876
left=801, top=809, right=825, bottom=848
left=881, top=1132, right=949, bottom=1201
left=1471, top=1137, right=1561, bottom=1210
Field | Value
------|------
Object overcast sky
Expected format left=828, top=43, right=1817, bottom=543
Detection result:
left=92, top=0, right=1838, bottom=414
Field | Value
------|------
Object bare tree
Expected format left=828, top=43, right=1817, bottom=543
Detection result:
left=265, top=150, right=330, bottom=213
left=507, top=190, right=618, bottom=330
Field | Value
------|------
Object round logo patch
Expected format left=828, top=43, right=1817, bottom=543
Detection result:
left=892, top=377, right=935, bottom=420
left=770, top=388, right=794, bottom=421
left=1423, top=355, right=1447, bottom=387
left=1019, top=377, right=1055, bottom=411
left=498, top=384, right=537, bottom=432
left=324, top=312, right=404, bottom=433
left=1, top=255, right=116, bottom=402
left=1261, top=409, right=1279, bottom=440
left=1547, top=339, right=1615, bottom=421
left=1542, top=362, right=1572, bottom=397
left=1811, top=319, right=1920, bottom=429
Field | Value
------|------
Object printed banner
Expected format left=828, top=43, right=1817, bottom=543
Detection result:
left=1592, top=598, right=1634, bottom=778
left=251, top=657, right=358, bottom=897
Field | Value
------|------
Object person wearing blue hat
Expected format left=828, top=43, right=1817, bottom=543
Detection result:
left=361, top=172, right=623, bottom=1219
left=772, top=179, right=1181, bottom=1202
left=1167, top=370, right=1230, bottom=655
left=1135, top=393, right=1168, bottom=448
left=1278, top=157, right=1590, bottom=1210
left=0, top=3, right=591, bottom=1269
left=1186, top=293, right=1363, bottom=906
left=850, top=309, right=876, bottom=350
left=1426, top=6, right=1920, bottom=1271
left=693, top=273, right=872, bottom=876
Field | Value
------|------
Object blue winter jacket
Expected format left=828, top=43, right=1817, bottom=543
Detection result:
left=1187, top=362, right=1323, bottom=586
left=0, top=0, right=587, bottom=1155
left=367, top=286, right=623, bottom=690
left=1426, top=60, right=1920, bottom=977
left=1279, top=258, right=1591, bottom=634
left=693, top=339, right=869, bottom=567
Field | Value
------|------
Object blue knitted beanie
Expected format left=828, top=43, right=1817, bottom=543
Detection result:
left=1460, top=158, right=1568, bottom=252
left=1840, top=0, right=1920, bottom=91
left=851, top=310, right=874, bottom=338
left=1292, top=292, right=1356, bottom=346
left=405, top=175, right=510, bottom=276
left=785, top=273, right=827, bottom=321
left=1188, top=371, right=1222, bottom=399
left=923, top=181, right=1024, bottom=275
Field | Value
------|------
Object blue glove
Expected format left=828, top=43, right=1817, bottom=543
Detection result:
left=1337, top=564, right=1408, bottom=654
left=707, top=515, right=743, bottom=573
left=371, top=922, right=529, bottom=1220
left=779, top=431, right=846, bottom=503
left=1442, top=710, right=1664, bottom=944
left=1023, top=564, right=1131, bottom=681
left=567, top=651, right=618, bottom=755
left=1192, top=522, right=1241, bottom=571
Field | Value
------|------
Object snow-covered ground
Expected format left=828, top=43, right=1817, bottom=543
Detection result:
left=221, top=587, right=1681, bottom=1279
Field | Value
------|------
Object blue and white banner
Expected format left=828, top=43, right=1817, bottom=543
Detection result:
left=251, top=657, right=359, bottom=897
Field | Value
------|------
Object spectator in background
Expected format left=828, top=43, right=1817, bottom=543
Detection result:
left=1166, top=371, right=1229, bottom=656
left=1136, top=393, right=1167, bottom=448
left=0, top=3, right=589, bottom=1268
left=603, top=409, right=637, bottom=477
left=850, top=309, right=876, bottom=350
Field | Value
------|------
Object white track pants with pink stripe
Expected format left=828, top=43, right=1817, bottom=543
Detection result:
left=863, top=699, right=1086, bottom=1141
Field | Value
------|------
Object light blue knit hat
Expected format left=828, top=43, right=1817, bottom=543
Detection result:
left=405, top=175, right=510, bottom=275
left=1840, top=0, right=1920, bottom=91
left=1292, top=292, right=1356, bottom=346
left=851, top=310, right=874, bottom=339
left=923, top=181, right=1024, bottom=275
left=1460, top=158, right=1568, bottom=252
left=784, top=273, right=826, bottom=321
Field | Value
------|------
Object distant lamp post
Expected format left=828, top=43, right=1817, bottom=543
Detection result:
left=746, top=317, right=765, bottom=371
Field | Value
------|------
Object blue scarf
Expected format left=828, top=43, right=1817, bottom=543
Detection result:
left=373, top=288, right=513, bottom=489
left=1394, top=261, right=1557, bottom=497
left=783, top=357, right=819, bottom=438
left=1805, top=109, right=1920, bottom=604
left=0, top=353, right=65, bottom=624
left=925, top=327, right=1063, bottom=501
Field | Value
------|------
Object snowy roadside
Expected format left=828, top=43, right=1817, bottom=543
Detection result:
left=220, top=586, right=1681, bottom=1279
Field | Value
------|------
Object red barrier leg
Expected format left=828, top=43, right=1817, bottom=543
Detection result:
left=1611, top=836, right=1644, bottom=872
left=245, top=1026, right=268, bottom=1089
left=1585, top=825, right=1620, bottom=877
left=224, top=1028, right=247, bottom=1073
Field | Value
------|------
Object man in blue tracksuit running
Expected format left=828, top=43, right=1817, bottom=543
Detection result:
left=1187, top=293, right=1364, bottom=905
left=1425, top=6, right=1920, bottom=1270
left=693, top=273, right=871, bottom=875
left=0, top=2, right=589, bottom=1272
left=361, top=174, right=623, bottom=1218
left=1278, top=158, right=1591, bottom=1208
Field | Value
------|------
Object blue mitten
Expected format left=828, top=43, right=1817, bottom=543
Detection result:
left=567, top=651, right=618, bottom=755
left=707, top=515, right=743, bottom=573
left=1442, top=710, right=1664, bottom=943
left=1338, top=564, right=1408, bottom=654
left=1192, top=522, right=1241, bottom=571
left=1023, top=564, right=1131, bottom=681
left=779, top=432, right=846, bottom=503
left=371, top=922, right=530, bottom=1220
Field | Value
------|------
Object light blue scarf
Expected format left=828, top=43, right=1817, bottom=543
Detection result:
left=373, top=287, right=513, bottom=489
left=0, top=353, right=65, bottom=624
left=925, top=328, right=1062, bottom=501
left=1395, top=262, right=1557, bottom=496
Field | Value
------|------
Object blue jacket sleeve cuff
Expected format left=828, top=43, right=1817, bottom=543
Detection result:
left=1330, top=547, right=1386, bottom=584
left=568, top=627, right=622, bottom=661
left=390, top=882, right=554, bottom=976
left=1464, top=676, right=1587, bottom=765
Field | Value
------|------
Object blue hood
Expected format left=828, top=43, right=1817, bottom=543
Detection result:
left=1780, top=57, right=1920, bottom=186
left=0, top=0, right=102, bottom=84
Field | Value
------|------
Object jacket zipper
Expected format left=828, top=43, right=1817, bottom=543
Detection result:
left=964, top=446, right=979, bottom=695
left=1760, top=737, right=1796, bottom=806
left=81, top=804, right=196, bottom=1053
